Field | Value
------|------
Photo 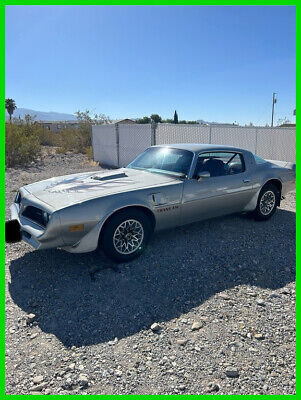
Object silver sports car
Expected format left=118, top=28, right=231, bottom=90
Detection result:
left=6, top=144, right=295, bottom=262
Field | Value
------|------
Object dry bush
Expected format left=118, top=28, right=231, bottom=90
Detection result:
left=36, top=128, right=59, bottom=146
left=56, top=125, right=91, bottom=154
left=5, top=123, right=41, bottom=167
left=86, top=146, right=93, bottom=159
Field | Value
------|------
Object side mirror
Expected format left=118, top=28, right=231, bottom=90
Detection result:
left=197, top=171, right=210, bottom=181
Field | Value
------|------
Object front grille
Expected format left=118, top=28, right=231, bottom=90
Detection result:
left=22, top=206, right=47, bottom=227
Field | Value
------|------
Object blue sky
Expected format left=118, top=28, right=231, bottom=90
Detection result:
left=5, top=5, right=295, bottom=125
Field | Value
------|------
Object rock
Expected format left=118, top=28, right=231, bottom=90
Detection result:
left=270, top=293, right=281, bottom=298
left=256, top=299, right=265, bottom=306
left=191, top=322, right=203, bottom=331
left=26, top=313, right=36, bottom=324
left=30, top=382, right=47, bottom=391
left=177, top=339, right=188, bottom=346
left=206, top=382, right=220, bottom=393
left=78, top=374, right=89, bottom=388
left=30, top=333, right=38, bottom=340
left=108, top=337, right=118, bottom=345
left=150, top=323, right=161, bottom=333
left=62, top=377, right=74, bottom=390
left=67, top=363, right=76, bottom=371
left=9, top=328, right=15, bottom=334
left=254, top=333, right=264, bottom=340
left=178, top=384, right=186, bottom=391
left=219, top=293, right=230, bottom=300
left=225, top=368, right=239, bottom=378
left=33, top=375, right=44, bottom=384
left=45, top=388, right=52, bottom=395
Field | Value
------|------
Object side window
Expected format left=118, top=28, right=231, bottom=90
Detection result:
left=194, top=152, right=245, bottom=178
left=227, top=153, right=245, bottom=174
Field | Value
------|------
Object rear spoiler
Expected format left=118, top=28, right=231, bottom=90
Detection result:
left=266, top=159, right=296, bottom=171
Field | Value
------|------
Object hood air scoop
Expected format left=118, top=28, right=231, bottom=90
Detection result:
left=93, top=172, right=128, bottom=181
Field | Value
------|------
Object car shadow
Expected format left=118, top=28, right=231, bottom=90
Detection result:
left=8, top=208, right=295, bottom=347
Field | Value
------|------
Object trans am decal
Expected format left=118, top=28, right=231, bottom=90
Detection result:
left=156, top=205, right=179, bottom=213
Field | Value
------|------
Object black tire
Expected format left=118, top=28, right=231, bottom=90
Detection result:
left=253, top=183, right=279, bottom=221
left=100, top=209, right=153, bottom=262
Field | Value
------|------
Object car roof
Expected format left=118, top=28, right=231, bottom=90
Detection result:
left=152, top=143, right=250, bottom=154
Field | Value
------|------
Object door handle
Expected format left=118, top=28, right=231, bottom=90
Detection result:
left=243, top=179, right=251, bottom=183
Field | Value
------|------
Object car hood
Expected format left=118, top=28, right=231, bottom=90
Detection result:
left=22, top=168, right=180, bottom=210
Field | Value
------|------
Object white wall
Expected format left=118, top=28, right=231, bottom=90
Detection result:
left=92, top=124, right=296, bottom=167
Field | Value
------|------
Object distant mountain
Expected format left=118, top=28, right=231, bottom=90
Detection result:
left=5, top=108, right=77, bottom=122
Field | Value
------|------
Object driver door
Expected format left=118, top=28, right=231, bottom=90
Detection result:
left=181, top=151, right=255, bottom=225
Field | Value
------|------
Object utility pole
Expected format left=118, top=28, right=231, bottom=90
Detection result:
left=271, top=92, right=277, bottom=127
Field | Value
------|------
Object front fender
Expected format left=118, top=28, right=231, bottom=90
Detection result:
left=60, top=193, right=156, bottom=253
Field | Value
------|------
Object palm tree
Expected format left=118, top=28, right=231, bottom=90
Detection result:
left=5, top=98, right=17, bottom=122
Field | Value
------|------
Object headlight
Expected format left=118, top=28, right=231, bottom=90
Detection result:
left=15, top=191, right=21, bottom=204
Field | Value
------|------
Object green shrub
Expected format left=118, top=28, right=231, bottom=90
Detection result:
left=5, top=123, right=41, bottom=167
left=5, top=121, right=93, bottom=167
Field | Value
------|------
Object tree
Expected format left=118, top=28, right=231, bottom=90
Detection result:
left=136, top=116, right=151, bottom=124
left=75, top=109, right=111, bottom=125
left=173, top=110, right=178, bottom=124
left=277, top=117, right=291, bottom=126
left=5, top=98, right=17, bottom=122
left=150, top=114, right=162, bottom=123
left=24, top=114, right=36, bottom=125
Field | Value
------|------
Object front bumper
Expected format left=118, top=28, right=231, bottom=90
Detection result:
left=7, top=202, right=100, bottom=253
left=6, top=203, right=46, bottom=249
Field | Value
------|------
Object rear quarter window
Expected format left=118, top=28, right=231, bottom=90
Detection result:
left=254, top=154, right=268, bottom=165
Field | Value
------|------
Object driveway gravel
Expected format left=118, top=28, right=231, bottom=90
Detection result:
left=5, top=150, right=296, bottom=394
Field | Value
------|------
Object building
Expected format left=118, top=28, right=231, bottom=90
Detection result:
left=36, top=120, right=79, bottom=133
left=108, top=119, right=136, bottom=124
left=279, top=123, right=296, bottom=128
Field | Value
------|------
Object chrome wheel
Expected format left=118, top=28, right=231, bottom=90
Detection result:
left=259, top=190, right=276, bottom=216
left=113, top=219, right=144, bottom=255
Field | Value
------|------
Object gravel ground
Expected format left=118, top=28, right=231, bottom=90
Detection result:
left=5, top=150, right=296, bottom=395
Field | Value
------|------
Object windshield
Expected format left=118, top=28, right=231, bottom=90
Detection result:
left=127, top=147, right=193, bottom=178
